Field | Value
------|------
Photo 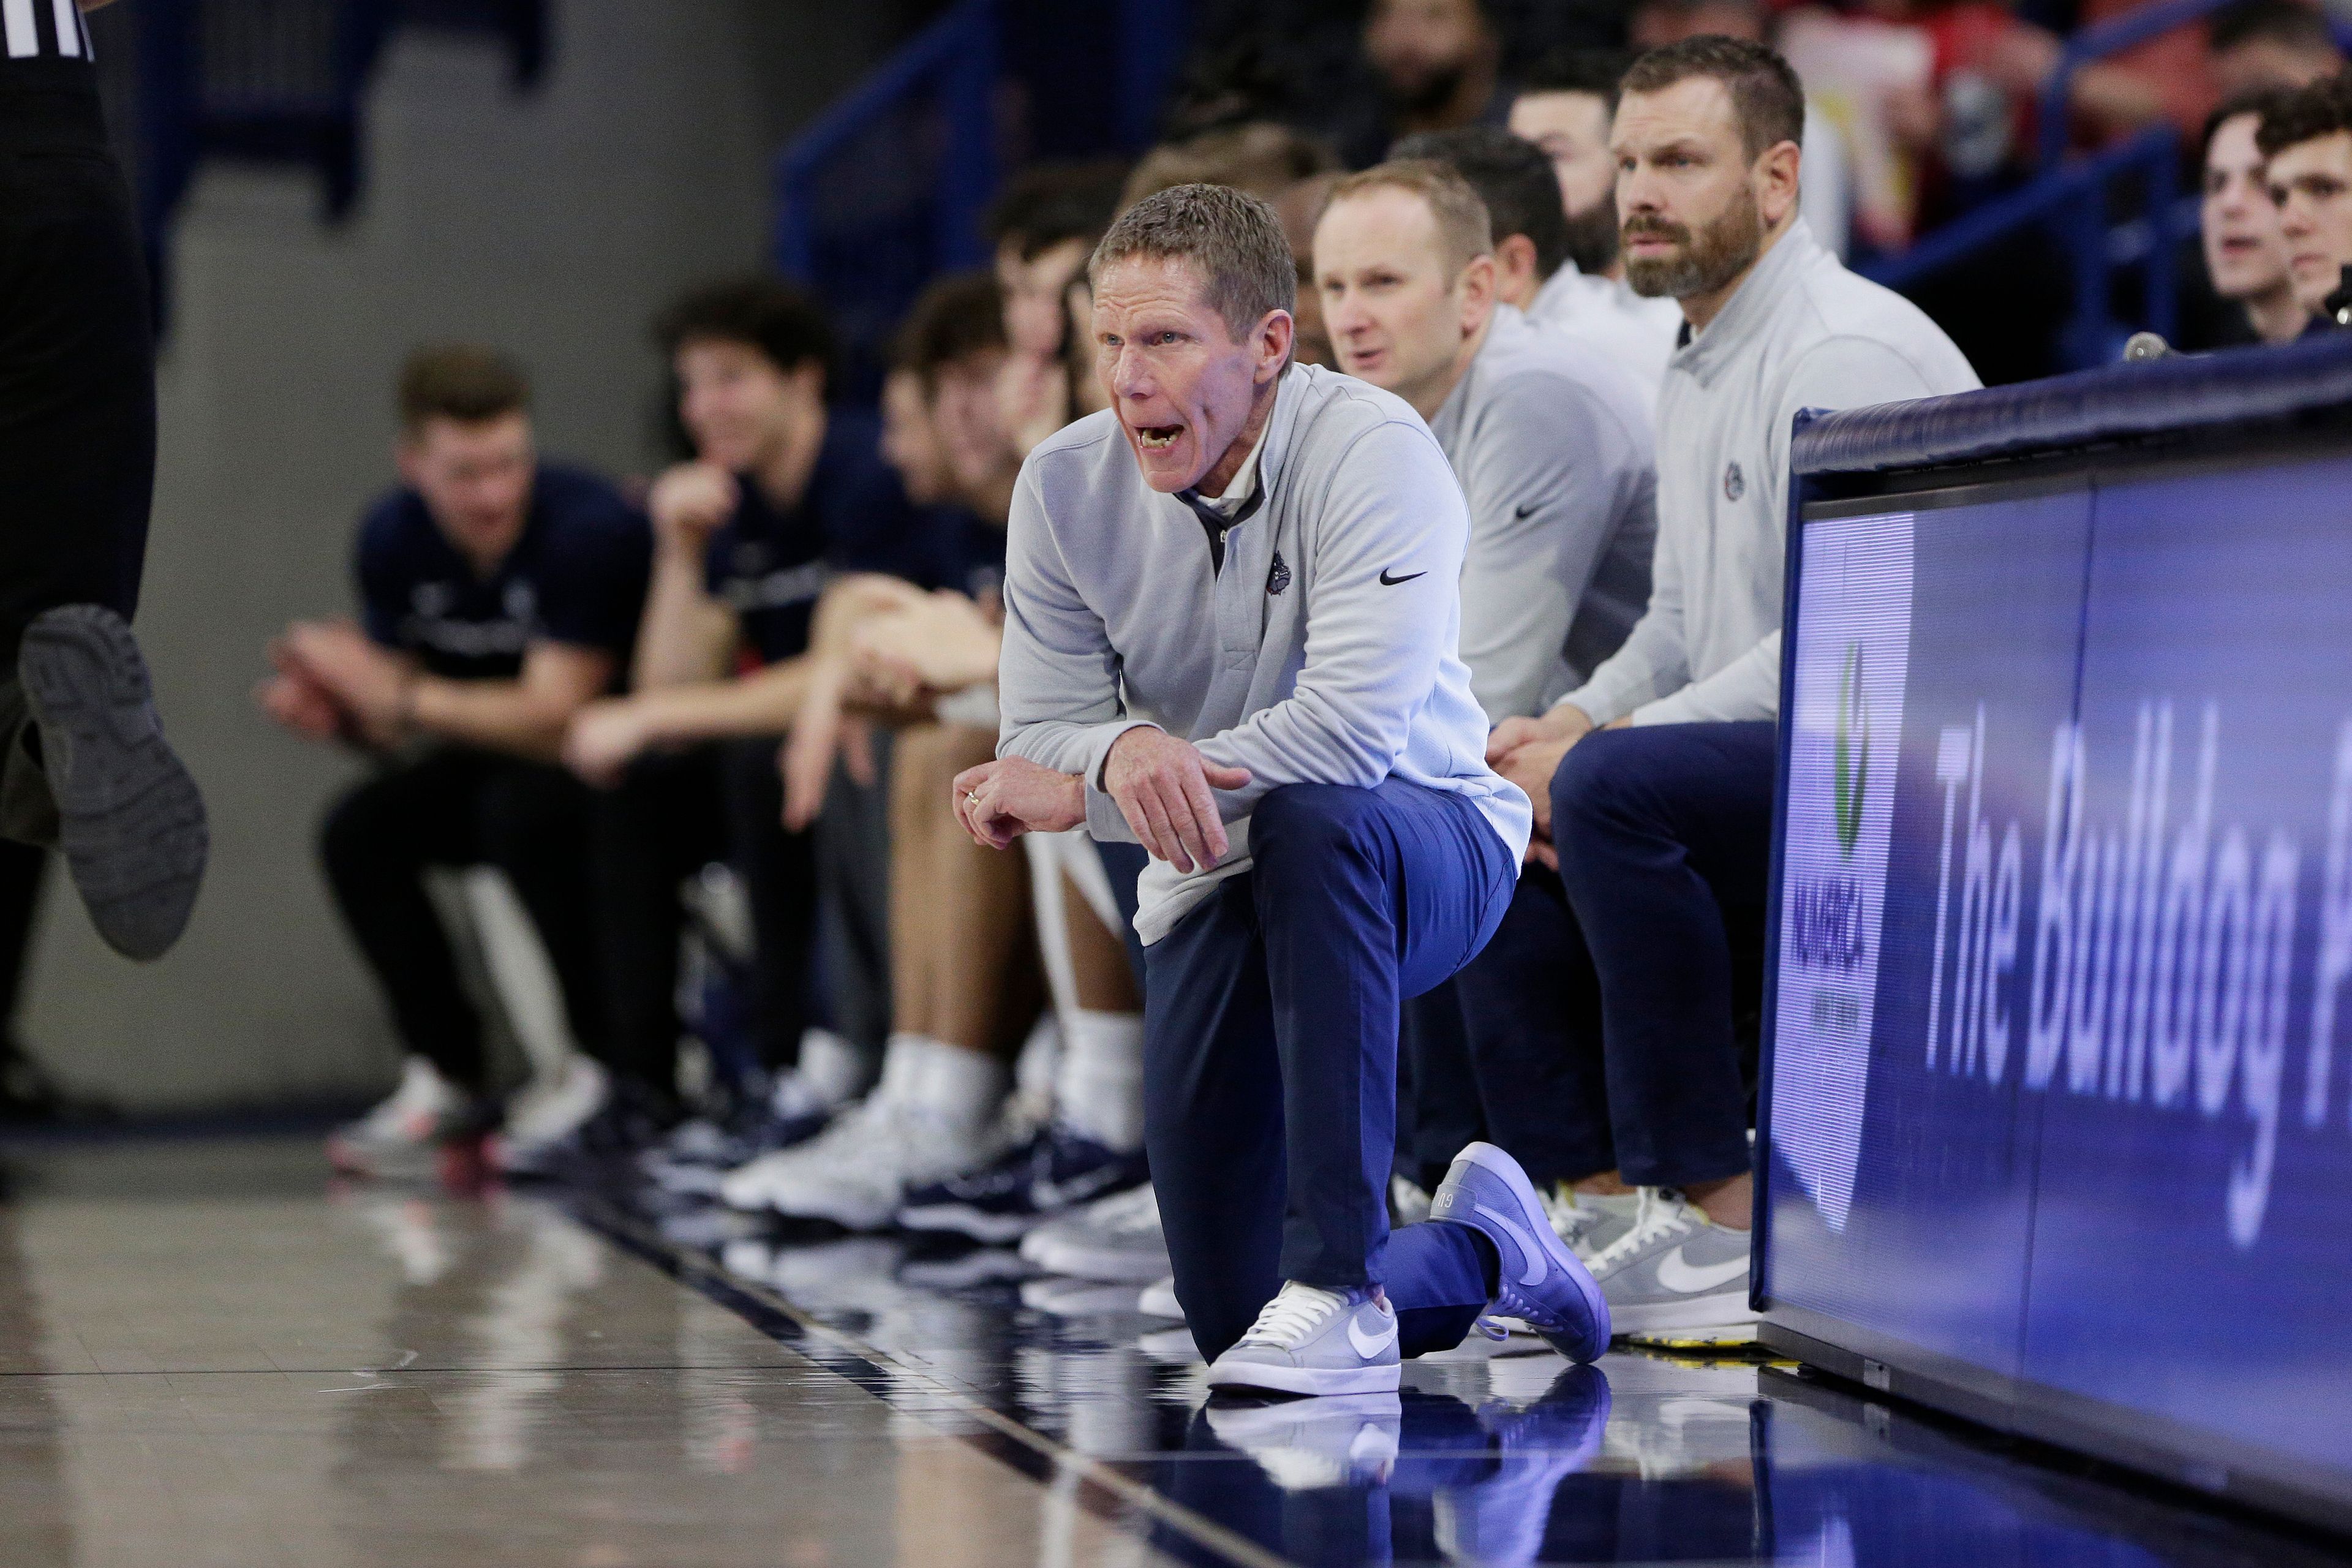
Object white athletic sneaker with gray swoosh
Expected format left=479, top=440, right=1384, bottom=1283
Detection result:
left=1207, top=1281, right=1401, bottom=1396
left=1586, top=1188, right=1755, bottom=1333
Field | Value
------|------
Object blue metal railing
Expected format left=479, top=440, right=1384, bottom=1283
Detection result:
left=2035, top=0, right=2221, bottom=166
left=102, top=0, right=546, bottom=325
left=772, top=0, right=1000, bottom=288
left=769, top=0, right=1188, bottom=397
left=1867, top=126, right=2181, bottom=369
left=1867, top=0, right=2234, bottom=369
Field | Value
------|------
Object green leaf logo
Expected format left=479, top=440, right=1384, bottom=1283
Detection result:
left=1834, top=642, right=1868, bottom=858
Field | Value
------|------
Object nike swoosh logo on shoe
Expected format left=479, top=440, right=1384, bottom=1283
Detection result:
left=1474, top=1202, right=1547, bottom=1287
left=1031, top=1166, right=1126, bottom=1210
left=1655, top=1246, right=1750, bottom=1294
left=1347, top=1314, right=1399, bottom=1359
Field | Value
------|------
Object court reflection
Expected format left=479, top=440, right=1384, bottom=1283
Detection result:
left=0, top=1134, right=2339, bottom=1567
left=715, top=1222, right=2351, bottom=1568
left=0, top=1137, right=1180, bottom=1567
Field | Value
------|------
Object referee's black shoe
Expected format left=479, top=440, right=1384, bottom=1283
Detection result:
left=19, top=606, right=207, bottom=961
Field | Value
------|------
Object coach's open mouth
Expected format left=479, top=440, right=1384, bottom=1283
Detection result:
left=1136, top=424, right=1183, bottom=450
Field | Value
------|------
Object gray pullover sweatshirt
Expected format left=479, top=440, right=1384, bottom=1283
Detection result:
left=1428, top=303, right=1656, bottom=724
left=1560, top=217, right=1978, bottom=727
left=1529, top=262, right=1682, bottom=407
left=997, top=363, right=1532, bottom=944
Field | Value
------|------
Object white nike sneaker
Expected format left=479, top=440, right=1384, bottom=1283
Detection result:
left=1542, top=1185, right=1643, bottom=1263
left=1205, top=1391, right=1402, bottom=1490
left=1020, top=1276, right=1145, bottom=1317
left=1137, top=1275, right=1183, bottom=1321
left=719, top=1094, right=1000, bottom=1230
left=488, top=1055, right=609, bottom=1175
left=1586, top=1188, right=1755, bottom=1335
left=325, top=1056, right=481, bottom=1178
left=1018, top=1182, right=1169, bottom=1282
left=1206, top=1281, right=1401, bottom=1397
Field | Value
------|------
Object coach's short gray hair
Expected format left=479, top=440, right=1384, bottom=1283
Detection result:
left=1090, top=183, right=1296, bottom=342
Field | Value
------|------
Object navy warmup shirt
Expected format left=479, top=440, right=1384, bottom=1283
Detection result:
left=704, top=409, right=924, bottom=665
left=357, top=464, right=651, bottom=685
left=906, top=507, right=1008, bottom=606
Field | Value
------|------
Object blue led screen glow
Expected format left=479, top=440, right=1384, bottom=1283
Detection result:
left=1766, top=450, right=2352, bottom=1494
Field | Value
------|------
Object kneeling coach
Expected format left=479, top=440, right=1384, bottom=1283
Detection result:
left=953, top=183, right=1607, bottom=1396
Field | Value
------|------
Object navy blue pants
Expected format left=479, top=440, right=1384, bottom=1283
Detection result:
left=1416, top=876, right=1608, bottom=1191
left=1460, top=723, right=1773, bottom=1189
left=1142, top=780, right=1514, bottom=1362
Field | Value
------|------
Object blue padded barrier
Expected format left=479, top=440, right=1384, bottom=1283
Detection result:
left=1793, top=333, right=2352, bottom=478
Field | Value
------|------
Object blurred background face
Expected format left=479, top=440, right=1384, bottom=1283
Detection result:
left=1364, top=0, right=1493, bottom=112
left=1091, top=254, right=1270, bottom=493
left=673, top=337, right=821, bottom=473
left=880, top=368, right=952, bottom=505
left=1509, top=88, right=1623, bottom=273
left=2203, top=113, right=2290, bottom=304
left=2270, top=130, right=2352, bottom=314
left=997, top=236, right=1093, bottom=358
left=1276, top=173, right=1342, bottom=366
left=1316, top=186, right=1478, bottom=405
left=398, top=412, right=535, bottom=567
left=1064, top=278, right=1111, bottom=415
left=929, top=347, right=1017, bottom=502
left=1615, top=77, right=1768, bottom=300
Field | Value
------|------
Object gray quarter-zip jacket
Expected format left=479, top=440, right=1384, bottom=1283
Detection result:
left=1528, top=262, right=1681, bottom=407
left=1559, top=217, right=1978, bottom=727
left=997, top=362, right=1533, bottom=944
left=1428, top=303, right=1656, bottom=724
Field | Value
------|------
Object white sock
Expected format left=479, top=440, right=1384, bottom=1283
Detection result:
left=913, top=1040, right=1011, bottom=1128
left=875, top=1034, right=937, bottom=1107
left=796, top=1028, right=873, bottom=1108
left=1012, top=1012, right=1063, bottom=1125
left=1055, top=1009, right=1144, bottom=1151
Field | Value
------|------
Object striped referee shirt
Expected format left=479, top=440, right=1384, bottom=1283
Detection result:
left=4, top=0, right=96, bottom=61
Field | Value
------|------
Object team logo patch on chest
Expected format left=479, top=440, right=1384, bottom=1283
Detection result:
left=1266, top=551, right=1291, bottom=596
left=1724, top=461, right=1746, bottom=502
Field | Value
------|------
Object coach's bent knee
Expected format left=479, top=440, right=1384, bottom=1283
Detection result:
left=1549, top=725, right=1653, bottom=853
left=1250, top=783, right=1382, bottom=870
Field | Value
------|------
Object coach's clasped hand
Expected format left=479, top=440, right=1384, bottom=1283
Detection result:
left=1099, top=726, right=1250, bottom=874
left=951, top=754, right=1085, bottom=850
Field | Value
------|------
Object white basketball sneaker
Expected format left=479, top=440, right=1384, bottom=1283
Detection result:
left=1544, top=1185, right=1643, bottom=1263
left=325, top=1056, right=481, bottom=1178
left=718, top=1093, right=998, bottom=1231
left=488, top=1055, right=609, bottom=1175
left=1018, top=1182, right=1169, bottom=1283
left=1586, top=1188, right=1755, bottom=1335
left=1206, top=1281, right=1402, bottom=1397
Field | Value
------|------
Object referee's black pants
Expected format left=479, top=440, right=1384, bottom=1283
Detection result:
left=320, top=748, right=606, bottom=1092
left=590, top=740, right=816, bottom=1099
left=0, top=70, right=155, bottom=846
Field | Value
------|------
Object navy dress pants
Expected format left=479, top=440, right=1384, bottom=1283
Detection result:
left=1480, top=720, right=1774, bottom=1189
left=1141, top=780, right=1515, bottom=1362
left=1444, top=865, right=1610, bottom=1188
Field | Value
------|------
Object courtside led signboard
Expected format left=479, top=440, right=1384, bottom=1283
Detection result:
left=1761, top=404, right=2352, bottom=1534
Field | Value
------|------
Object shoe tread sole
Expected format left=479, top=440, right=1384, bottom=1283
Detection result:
left=21, top=608, right=206, bottom=959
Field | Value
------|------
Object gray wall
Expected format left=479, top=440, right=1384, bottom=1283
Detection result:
left=21, top=1, right=911, bottom=1114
